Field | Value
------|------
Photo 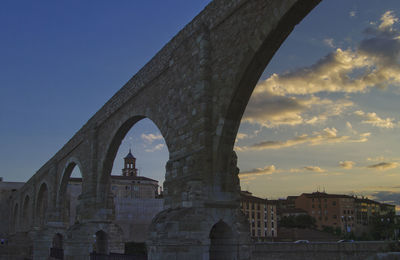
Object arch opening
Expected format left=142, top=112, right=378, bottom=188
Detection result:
left=59, top=163, right=83, bottom=227
left=50, top=233, right=64, bottom=259
left=11, top=203, right=19, bottom=234
left=94, top=230, right=108, bottom=255
left=209, top=220, right=235, bottom=260
left=227, top=0, right=400, bottom=242
left=36, top=183, right=48, bottom=227
left=22, top=195, right=30, bottom=231
left=101, top=117, right=168, bottom=243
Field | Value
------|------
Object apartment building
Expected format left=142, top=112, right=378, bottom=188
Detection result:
left=295, top=192, right=355, bottom=232
left=240, top=191, right=277, bottom=240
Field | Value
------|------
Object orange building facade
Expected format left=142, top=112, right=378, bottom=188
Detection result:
left=295, top=192, right=355, bottom=233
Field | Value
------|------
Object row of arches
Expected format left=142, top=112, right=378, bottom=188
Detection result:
left=11, top=117, right=169, bottom=234
left=11, top=182, right=48, bottom=233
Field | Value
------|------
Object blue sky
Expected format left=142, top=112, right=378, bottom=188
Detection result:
left=2, top=0, right=400, bottom=210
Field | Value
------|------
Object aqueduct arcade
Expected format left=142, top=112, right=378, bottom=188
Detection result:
left=8, top=0, right=321, bottom=259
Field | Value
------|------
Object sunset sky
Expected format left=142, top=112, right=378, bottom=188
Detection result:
left=1, top=1, right=400, bottom=210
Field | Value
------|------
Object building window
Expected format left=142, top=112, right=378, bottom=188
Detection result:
left=257, top=229, right=261, bottom=236
left=332, top=201, right=336, bottom=206
left=246, top=202, right=249, bottom=210
left=257, top=221, right=260, bottom=227
left=333, top=215, right=337, bottom=219
left=251, top=203, right=254, bottom=210
left=312, top=204, right=315, bottom=208
left=272, top=230, right=274, bottom=236
left=257, top=212, right=260, bottom=219
left=271, top=222, right=274, bottom=228
left=257, top=204, right=260, bottom=210
left=251, top=212, right=255, bottom=219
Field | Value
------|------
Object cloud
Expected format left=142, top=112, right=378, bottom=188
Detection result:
left=324, top=38, right=335, bottom=48
left=243, top=93, right=353, bottom=128
left=239, top=165, right=277, bottom=177
left=141, top=133, right=163, bottom=143
left=303, top=166, right=326, bottom=173
left=367, top=162, right=399, bottom=171
left=251, top=11, right=400, bottom=97
left=354, top=110, right=396, bottom=128
left=379, top=11, right=398, bottom=32
left=339, top=161, right=356, bottom=169
left=235, top=128, right=370, bottom=151
left=236, top=133, right=249, bottom=141
left=144, top=143, right=165, bottom=152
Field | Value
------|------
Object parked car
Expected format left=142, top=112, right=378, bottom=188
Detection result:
left=337, top=239, right=354, bottom=243
left=294, top=240, right=310, bottom=243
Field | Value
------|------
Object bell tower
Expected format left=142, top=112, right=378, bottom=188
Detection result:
left=122, top=149, right=138, bottom=177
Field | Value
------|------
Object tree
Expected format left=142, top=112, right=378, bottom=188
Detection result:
left=280, top=215, right=316, bottom=229
left=370, top=211, right=397, bottom=240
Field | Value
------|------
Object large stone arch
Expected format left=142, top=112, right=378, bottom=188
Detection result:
left=96, top=112, right=173, bottom=212
left=213, top=0, right=322, bottom=195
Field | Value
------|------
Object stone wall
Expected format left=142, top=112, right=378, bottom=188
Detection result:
left=114, top=198, right=163, bottom=242
left=251, top=241, right=395, bottom=260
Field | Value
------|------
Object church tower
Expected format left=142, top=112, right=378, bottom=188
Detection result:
left=122, top=149, right=138, bottom=177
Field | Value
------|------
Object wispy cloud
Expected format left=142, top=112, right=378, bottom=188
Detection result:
left=235, top=128, right=370, bottom=151
left=141, top=133, right=163, bottom=143
left=354, top=110, right=396, bottom=128
left=303, top=166, right=326, bottom=173
left=367, top=162, right=399, bottom=171
left=339, top=161, right=356, bottom=169
left=144, top=143, right=165, bottom=153
left=239, top=165, right=278, bottom=177
left=324, top=38, right=335, bottom=48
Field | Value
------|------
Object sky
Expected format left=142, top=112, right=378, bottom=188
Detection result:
left=2, top=1, right=400, bottom=210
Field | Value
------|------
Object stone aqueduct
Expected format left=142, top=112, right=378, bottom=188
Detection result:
left=8, top=0, right=321, bottom=259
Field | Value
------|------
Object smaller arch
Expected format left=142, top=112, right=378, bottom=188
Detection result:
left=22, top=195, right=31, bottom=230
left=209, top=220, right=235, bottom=260
left=94, top=230, right=109, bottom=254
left=36, top=182, right=49, bottom=227
left=58, top=157, right=84, bottom=203
left=50, top=233, right=64, bottom=259
left=58, top=158, right=84, bottom=226
left=11, top=203, right=19, bottom=233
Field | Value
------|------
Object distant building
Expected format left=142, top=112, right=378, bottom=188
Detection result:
left=294, top=191, right=397, bottom=236
left=66, top=150, right=163, bottom=242
left=295, top=192, right=355, bottom=233
left=240, top=191, right=277, bottom=240
left=0, top=179, right=25, bottom=237
left=354, top=197, right=396, bottom=236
